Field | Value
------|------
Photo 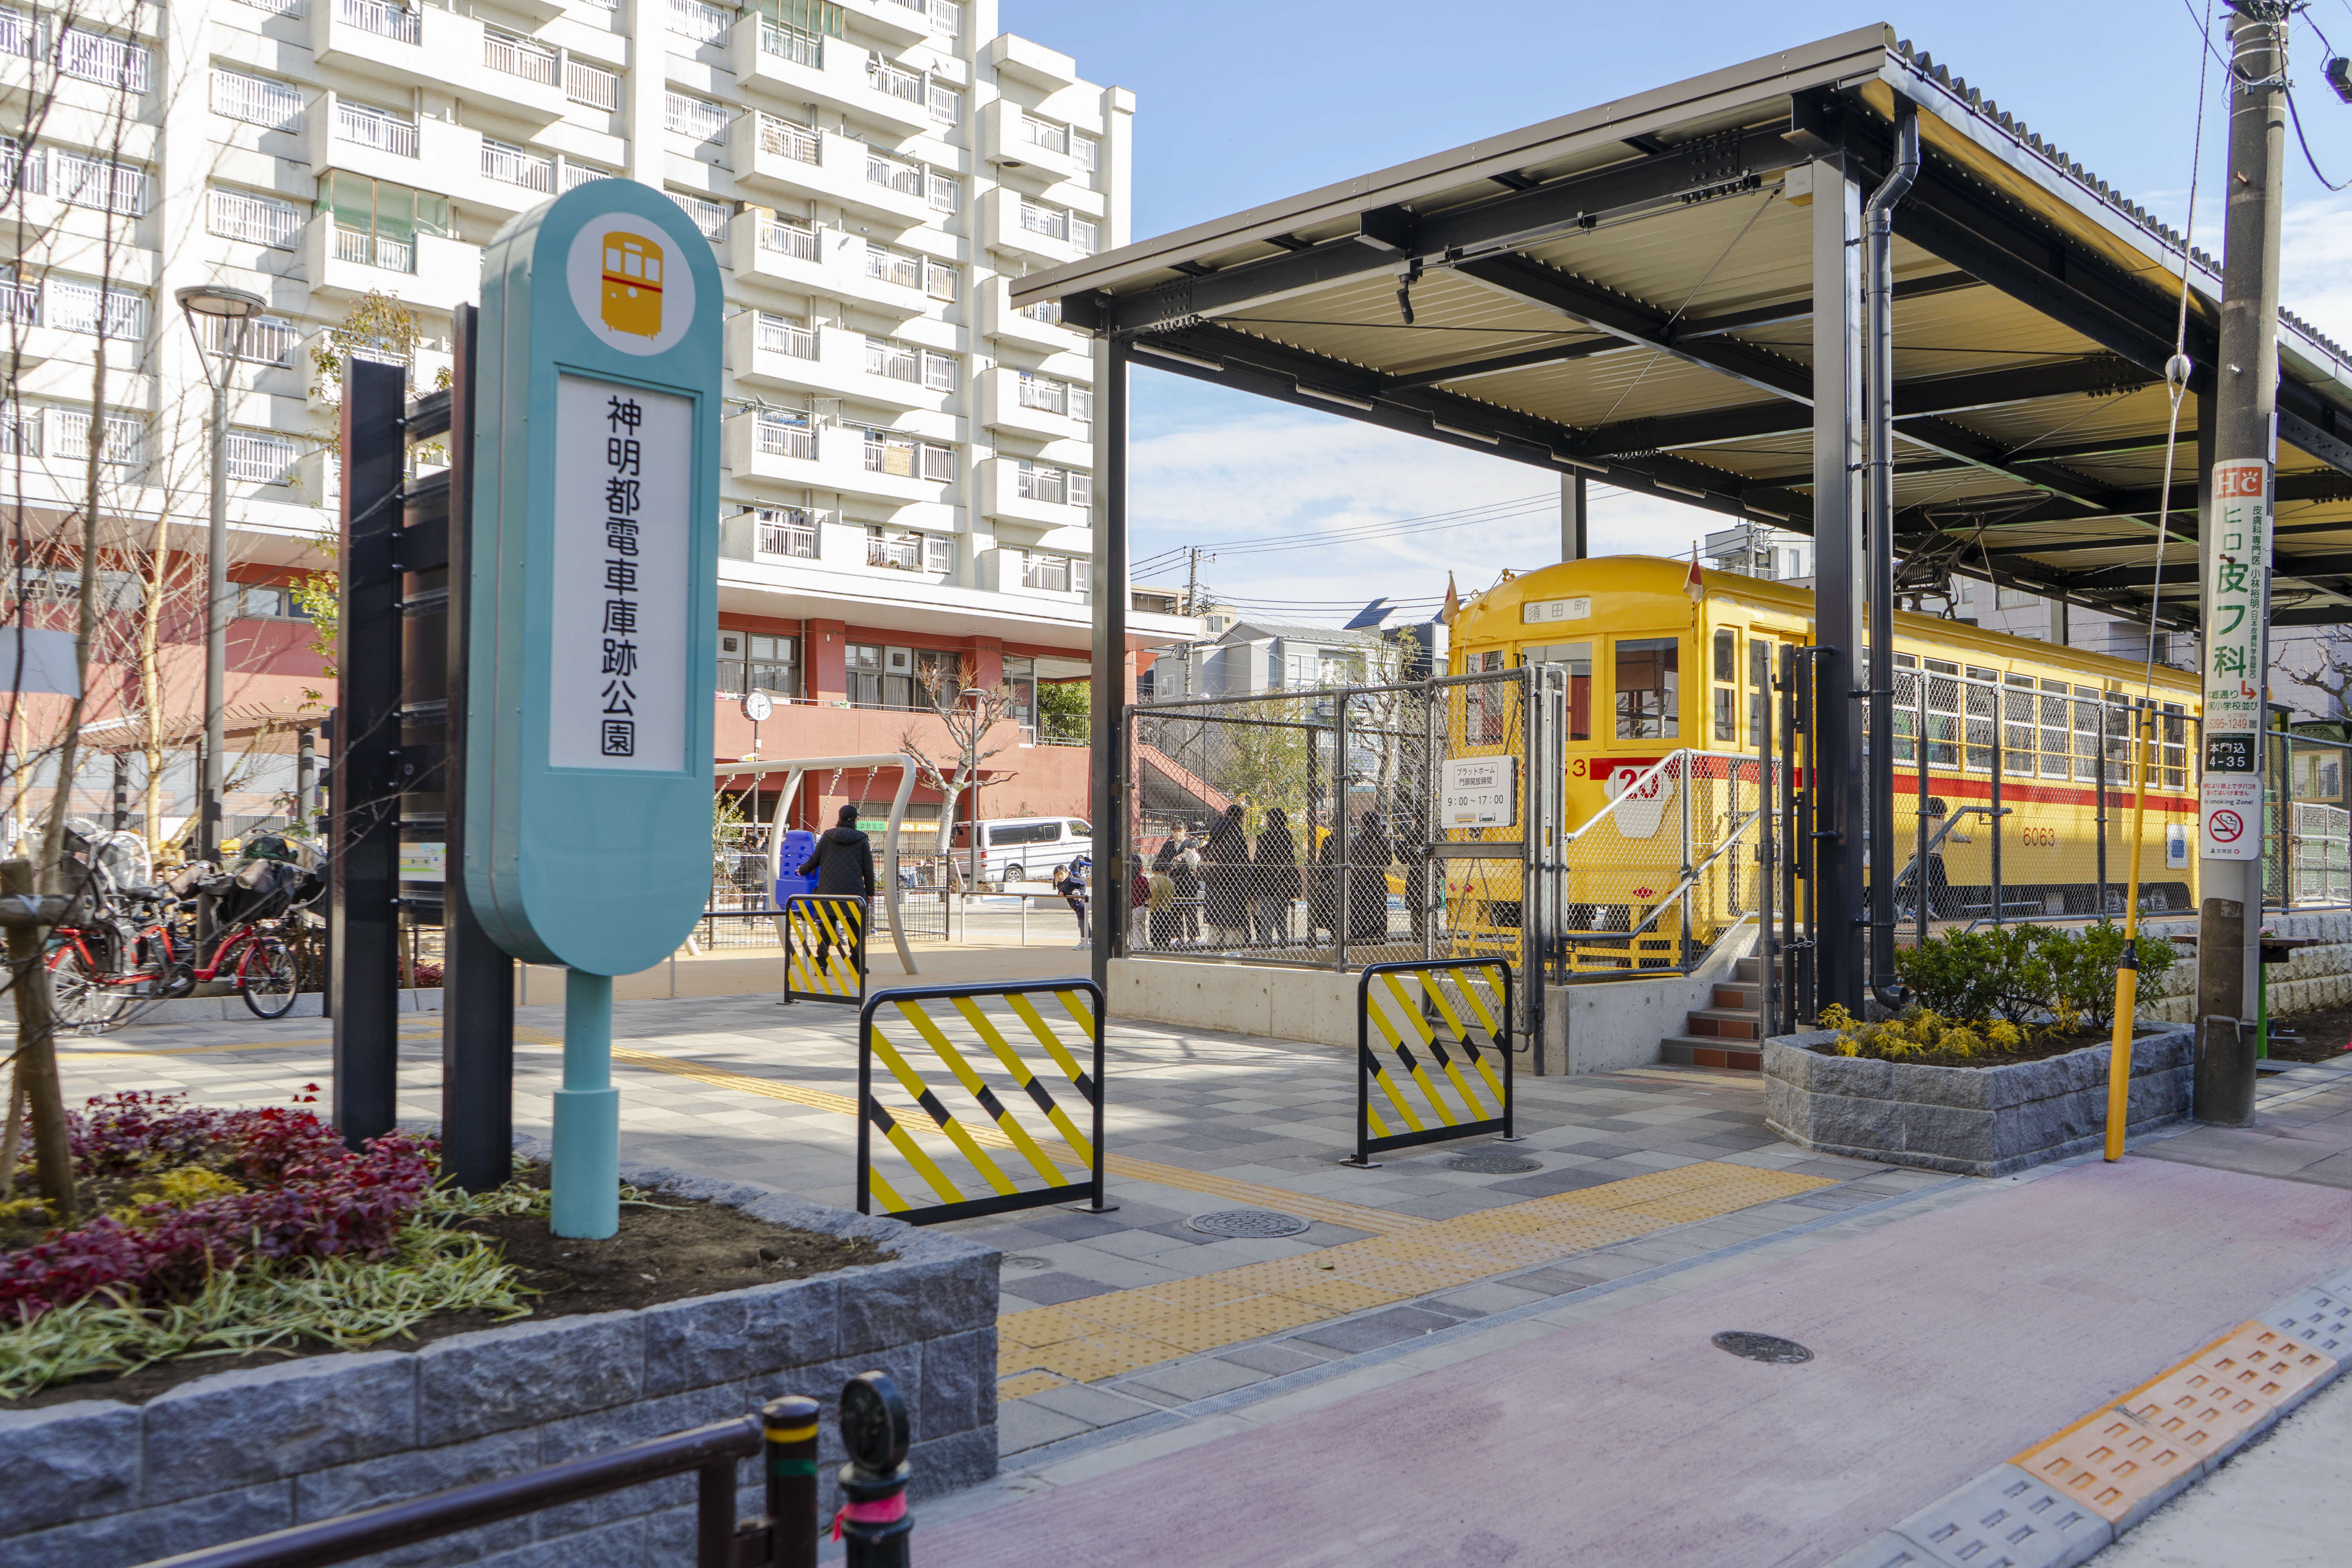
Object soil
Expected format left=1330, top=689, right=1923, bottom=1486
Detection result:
left=2, top=1165, right=890, bottom=1410
left=1806, top=1029, right=2123, bottom=1071
left=2269, top=1002, right=2352, bottom=1064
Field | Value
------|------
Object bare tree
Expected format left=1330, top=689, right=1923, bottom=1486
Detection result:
left=2278, top=626, right=2352, bottom=724
left=898, top=668, right=1019, bottom=888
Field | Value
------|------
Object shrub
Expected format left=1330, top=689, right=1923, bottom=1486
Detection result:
left=1891, top=923, right=2173, bottom=1032
left=2043, top=923, right=2180, bottom=1032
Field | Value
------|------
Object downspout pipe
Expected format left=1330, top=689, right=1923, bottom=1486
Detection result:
left=1866, top=102, right=1920, bottom=1014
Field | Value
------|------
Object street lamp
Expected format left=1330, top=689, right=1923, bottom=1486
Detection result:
left=175, top=284, right=267, bottom=869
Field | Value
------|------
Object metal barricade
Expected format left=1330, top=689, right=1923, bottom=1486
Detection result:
left=856, top=978, right=1109, bottom=1225
left=1346, top=958, right=1514, bottom=1166
left=780, top=894, right=868, bottom=1006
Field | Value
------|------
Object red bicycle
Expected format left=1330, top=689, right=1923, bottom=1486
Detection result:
left=48, top=902, right=302, bottom=1025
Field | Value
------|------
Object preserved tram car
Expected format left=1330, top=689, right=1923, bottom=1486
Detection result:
left=1445, top=557, right=2199, bottom=969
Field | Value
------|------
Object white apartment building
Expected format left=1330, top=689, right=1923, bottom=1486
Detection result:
left=1, top=0, right=1191, bottom=832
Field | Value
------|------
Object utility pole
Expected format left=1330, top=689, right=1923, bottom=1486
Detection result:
left=1561, top=473, right=1588, bottom=562
left=2194, top=0, right=2289, bottom=1128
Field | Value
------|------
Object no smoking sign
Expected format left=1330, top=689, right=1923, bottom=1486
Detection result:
left=2201, top=776, right=2262, bottom=862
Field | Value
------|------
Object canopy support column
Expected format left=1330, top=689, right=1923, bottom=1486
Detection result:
left=1810, top=145, right=1867, bottom=1019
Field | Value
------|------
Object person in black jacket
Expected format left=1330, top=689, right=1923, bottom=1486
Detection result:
left=798, top=804, right=875, bottom=972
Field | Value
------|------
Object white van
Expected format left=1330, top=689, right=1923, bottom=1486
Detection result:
left=945, top=817, right=1093, bottom=886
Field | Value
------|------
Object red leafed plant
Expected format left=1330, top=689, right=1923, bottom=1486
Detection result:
left=1, top=1093, right=437, bottom=1323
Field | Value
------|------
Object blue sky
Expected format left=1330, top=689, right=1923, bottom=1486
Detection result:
left=998, top=1, right=2352, bottom=624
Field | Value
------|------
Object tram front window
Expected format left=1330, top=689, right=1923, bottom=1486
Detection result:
left=1523, top=641, right=1591, bottom=740
left=1615, top=637, right=1680, bottom=740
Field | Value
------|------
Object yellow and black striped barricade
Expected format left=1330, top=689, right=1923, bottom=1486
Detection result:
left=780, top=895, right=868, bottom=1006
left=856, top=977, right=1111, bottom=1225
left=1347, top=958, right=1515, bottom=1167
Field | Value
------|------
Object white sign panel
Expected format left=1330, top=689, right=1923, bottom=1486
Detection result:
left=549, top=376, right=693, bottom=771
left=398, top=843, right=446, bottom=883
left=2201, top=457, right=2270, bottom=860
left=1442, top=757, right=1518, bottom=828
left=1522, top=597, right=1592, bottom=625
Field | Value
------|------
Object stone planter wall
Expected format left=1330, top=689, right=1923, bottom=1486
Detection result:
left=2133, top=911, right=2352, bottom=1024
left=1762, top=1025, right=2194, bottom=1177
left=0, top=1176, right=997, bottom=1568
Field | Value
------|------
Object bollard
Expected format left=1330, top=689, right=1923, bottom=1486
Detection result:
left=835, top=1372, right=913, bottom=1568
left=765, top=1394, right=820, bottom=1568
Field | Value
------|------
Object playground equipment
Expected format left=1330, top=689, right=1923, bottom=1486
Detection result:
left=715, top=753, right=919, bottom=975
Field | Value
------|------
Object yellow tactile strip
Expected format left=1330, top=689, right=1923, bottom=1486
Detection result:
left=996, top=1161, right=1836, bottom=1391
left=2013, top=1321, right=2340, bottom=1524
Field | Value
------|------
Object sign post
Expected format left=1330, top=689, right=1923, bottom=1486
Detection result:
left=2199, top=458, right=2269, bottom=865
left=469, top=182, right=722, bottom=1237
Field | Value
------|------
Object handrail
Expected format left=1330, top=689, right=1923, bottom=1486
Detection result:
left=1890, top=804, right=2006, bottom=892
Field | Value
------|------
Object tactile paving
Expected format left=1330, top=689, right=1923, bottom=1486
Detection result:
left=2011, top=1408, right=2198, bottom=1526
left=996, top=1370, right=1068, bottom=1402
left=2179, top=1321, right=2337, bottom=1414
left=2255, top=1286, right=2352, bottom=1359
left=1886, top=1464, right=2112, bottom=1568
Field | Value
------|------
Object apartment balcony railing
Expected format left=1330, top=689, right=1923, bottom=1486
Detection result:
left=336, top=225, right=416, bottom=274
left=482, top=140, right=555, bottom=193
left=54, top=152, right=146, bottom=216
left=869, top=61, right=922, bottom=104
left=335, top=102, right=418, bottom=157
left=225, top=431, right=299, bottom=484
left=202, top=311, right=298, bottom=365
left=339, top=0, right=420, bottom=46
left=209, top=189, right=303, bottom=249
left=212, top=71, right=304, bottom=131
left=46, top=281, right=147, bottom=341
left=759, top=116, right=819, bottom=164
left=49, top=409, right=143, bottom=467
left=755, top=316, right=817, bottom=359
left=865, top=249, right=920, bottom=290
left=560, top=162, right=606, bottom=192
left=882, top=0, right=959, bottom=30
left=759, top=220, right=818, bottom=261
left=0, top=10, right=30, bottom=57
left=565, top=59, right=618, bottom=110
left=1018, top=299, right=1063, bottom=325
left=758, top=517, right=818, bottom=557
left=0, top=280, right=36, bottom=325
left=864, top=341, right=918, bottom=383
left=1022, top=116, right=1068, bottom=155
left=668, top=0, right=730, bottom=43
left=867, top=536, right=920, bottom=570
left=484, top=32, right=558, bottom=86
left=754, top=418, right=816, bottom=459
left=59, top=28, right=152, bottom=92
left=666, top=93, right=730, bottom=143
left=759, top=19, right=821, bottom=68
left=864, top=151, right=923, bottom=198
left=667, top=189, right=728, bottom=240
left=1017, top=378, right=1066, bottom=416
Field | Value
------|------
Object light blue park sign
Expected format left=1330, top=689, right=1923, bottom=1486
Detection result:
left=468, top=180, right=721, bottom=1237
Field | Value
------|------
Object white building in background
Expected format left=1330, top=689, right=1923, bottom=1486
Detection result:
left=2, top=0, right=1190, bottom=834
left=1704, top=523, right=1812, bottom=583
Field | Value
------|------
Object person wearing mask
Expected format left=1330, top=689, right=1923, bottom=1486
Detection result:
left=1252, top=806, right=1300, bottom=947
left=797, top=803, right=876, bottom=973
left=1201, top=804, right=1249, bottom=943
left=1053, top=862, right=1089, bottom=949
left=1149, top=839, right=1180, bottom=948
left=1171, top=832, right=1203, bottom=944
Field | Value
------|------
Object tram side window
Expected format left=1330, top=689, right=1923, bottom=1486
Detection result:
left=2161, top=702, right=2188, bottom=789
left=1924, top=660, right=1960, bottom=769
left=1964, top=666, right=1998, bottom=773
left=1522, top=642, right=1590, bottom=740
left=1712, top=629, right=1737, bottom=742
left=1615, top=637, right=1679, bottom=740
left=1465, top=648, right=1508, bottom=744
left=1748, top=638, right=1772, bottom=744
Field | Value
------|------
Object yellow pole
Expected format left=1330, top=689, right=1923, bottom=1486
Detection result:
left=2105, top=705, right=2153, bottom=1161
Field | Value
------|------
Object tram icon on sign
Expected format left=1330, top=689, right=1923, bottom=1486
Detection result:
left=599, top=232, right=664, bottom=338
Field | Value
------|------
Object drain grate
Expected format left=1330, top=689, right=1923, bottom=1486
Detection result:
left=1185, top=1209, right=1312, bottom=1239
left=1712, top=1330, right=1813, bottom=1365
left=1445, top=1150, right=1541, bottom=1175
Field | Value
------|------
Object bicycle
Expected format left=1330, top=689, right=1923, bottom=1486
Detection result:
left=45, top=858, right=316, bottom=1026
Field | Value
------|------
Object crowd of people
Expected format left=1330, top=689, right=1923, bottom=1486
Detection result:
left=1127, top=802, right=1404, bottom=951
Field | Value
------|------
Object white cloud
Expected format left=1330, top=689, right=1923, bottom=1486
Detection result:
left=2281, top=192, right=2352, bottom=349
left=1128, top=376, right=1720, bottom=624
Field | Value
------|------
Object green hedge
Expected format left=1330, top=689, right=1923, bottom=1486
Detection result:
left=1892, top=923, right=2180, bottom=1033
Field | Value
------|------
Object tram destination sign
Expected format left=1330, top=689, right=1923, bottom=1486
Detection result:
left=2200, top=457, right=2269, bottom=863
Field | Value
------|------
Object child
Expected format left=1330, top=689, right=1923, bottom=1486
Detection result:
left=1053, top=863, right=1089, bottom=949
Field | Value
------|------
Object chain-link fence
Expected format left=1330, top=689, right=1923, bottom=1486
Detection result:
left=1128, top=669, right=1535, bottom=974
left=1548, top=752, right=1775, bottom=977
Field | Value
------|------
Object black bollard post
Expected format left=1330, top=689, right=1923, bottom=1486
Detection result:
left=835, top=1372, right=912, bottom=1568
left=765, top=1394, right=820, bottom=1568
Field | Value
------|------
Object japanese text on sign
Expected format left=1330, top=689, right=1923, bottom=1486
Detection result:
left=549, top=377, right=691, bottom=771
left=2201, top=456, right=2269, bottom=860
left=1441, top=756, right=1518, bottom=829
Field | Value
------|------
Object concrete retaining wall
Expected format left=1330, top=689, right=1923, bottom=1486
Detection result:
left=2134, top=911, right=2352, bottom=1022
left=1762, top=1025, right=2194, bottom=1176
left=1548, top=925, right=1758, bottom=1076
left=0, top=1178, right=998, bottom=1568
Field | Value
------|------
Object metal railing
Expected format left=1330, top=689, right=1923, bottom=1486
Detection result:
left=759, top=18, right=822, bottom=67
left=666, top=92, right=730, bottom=143
left=754, top=415, right=816, bottom=457
left=481, top=140, right=555, bottom=192
left=864, top=150, right=923, bottom=196
left=211, top=70, right=304, bottom=131
left=758, top=515, right=818, bottom=557
left=208, top=188, right=303, bottom=249
left=761, top=220, right=819, bottom=260
left=2267, top=730, right=2352, bottom=911
left=755, top=316, right=817, bottom=359
left=0, top=279, right=38, bottom=325
left=564, top=59, right=618, bottom=110
left=334, top=226, right=415, bottom=273
left=44, top=279, right=145, bottom=341
left=59, top=27, right=151, bottom=92
left=870, top=60, right=922, bottom=103
left=337, top=0, right=419, bottom=45
left=334, top=101, right=417, bottom=156
left=483, top=31, right=557, bottom=85
left=666, top=0, right=731, bottom=43
left=225, top=431, right=299, bottom=485
left=759, top=115, right=820, bottom=164
left=667, top=189, right=728, bottom=238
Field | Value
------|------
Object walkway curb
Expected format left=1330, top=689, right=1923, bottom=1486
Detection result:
left=1831, top=1263, right=2352, bottom=1568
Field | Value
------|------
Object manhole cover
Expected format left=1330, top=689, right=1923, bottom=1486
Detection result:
left=1712, top=1331, right=1813, bottom=1365
left=1002, top=1255, right=1053, bottom=1272
left=1445, top=1151, right=1541, bottom=1174
left=1185, top=1209, right=1311, bottom=1239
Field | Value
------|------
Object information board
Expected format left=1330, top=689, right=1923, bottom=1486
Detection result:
left=1442, top=757, right=1519, bottom=829
left=2201, top=457, right=2270, bottom=862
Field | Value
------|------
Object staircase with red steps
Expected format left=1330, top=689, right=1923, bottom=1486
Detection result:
left=1658, top=954, right=1770, bottom=1071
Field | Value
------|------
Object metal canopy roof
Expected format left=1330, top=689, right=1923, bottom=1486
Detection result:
left=1013, top=24, right=2352, bottom=632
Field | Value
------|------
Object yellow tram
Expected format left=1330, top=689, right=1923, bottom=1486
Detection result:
left=599, top=231, right=666, bottom=338
left=1444, top=557, right=2201, bottom=969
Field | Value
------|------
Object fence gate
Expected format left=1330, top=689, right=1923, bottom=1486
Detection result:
left=857, top=978, right=1109, bottom=1225
left=779, top=894, right=867, bottom=1005
left=1348, top=959, right=1514, bottom=1166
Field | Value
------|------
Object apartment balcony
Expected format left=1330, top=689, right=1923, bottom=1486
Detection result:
left=302, top=110, right=543, bottom=219
left=982, top=33, right=1078, bottom=92
left=976, top=367, right=1093, bottom=445
left=475, top=31, right=570, bottom=126
left=726, top=122, right=936, bottom=232
left=729, top=16, right=933, bottom=136
left=724, top=214, right=929, bottom=320
left=838, top=0, right=931, bottom=47
left=723, top=417, right=950, bottom=511
left=979, top=456, right=1090, bottom=531
left=980, top=276, right=1084, bottom=354
left=300, top=214, right=481, bottom=313
left=307, top=2, right=564, bottom=124
left=976, top=98, right=1088, bottom=185
left=981, top=187, right=1091, bottom=269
